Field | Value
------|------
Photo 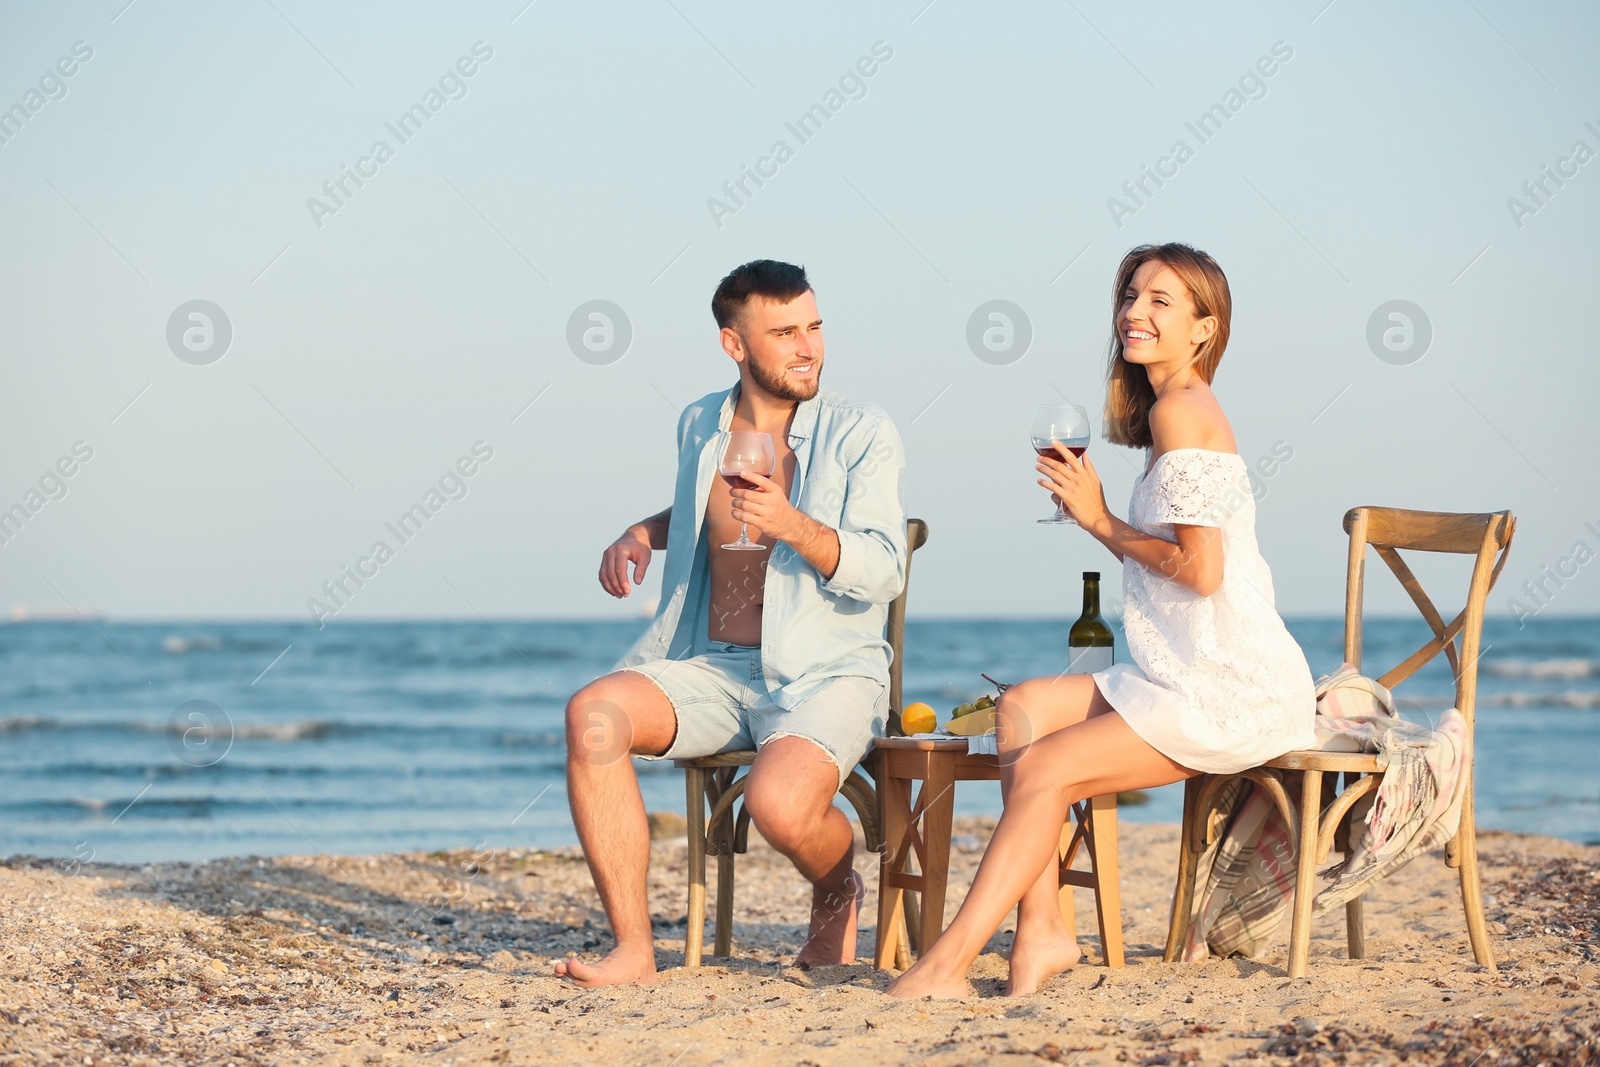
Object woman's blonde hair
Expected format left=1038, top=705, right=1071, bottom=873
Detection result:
left=1103, top=243, right=1232, bottom=449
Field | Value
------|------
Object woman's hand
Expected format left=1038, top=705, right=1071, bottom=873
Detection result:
left=1036, top=445, right=1111, bottom=530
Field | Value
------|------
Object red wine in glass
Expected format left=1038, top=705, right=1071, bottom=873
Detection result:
left=719, top=431, right=776, bottom=551
left=1030, top=402, right=1091, bottom=526
left=1033, top=441, right=1087, bottom=459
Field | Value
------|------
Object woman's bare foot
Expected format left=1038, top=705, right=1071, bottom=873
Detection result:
left=795, top=873, right=864, bottom=966
left=553, top=943, right=658, bottom=988
left=884, top=955, right=974, bottom=1000
left=1004, top=928, right=1081, bottom=996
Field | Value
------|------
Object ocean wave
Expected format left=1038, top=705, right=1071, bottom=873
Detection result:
left=162, top=634, right=222, bottom=654
left=232, top=721, right=335, bottom=741
left=0, top=715, right=51, bottom=733
left=357, top=687, right=487, bottom=710
left=8, top=758, right=566, bottom=782
left=1, top=781, right=570, bottom=822
left=1483, top=658, right=1600, bottom=680
left=0, top=716, right=574, bottom=745
left=494, top=731, right=563, bottom=748
left=59, top=795, right=233, bottom=816
left=51, top=796, right=221, bottom=818
left=141, top=719, right=343, bottom=741
left=34, top=763, right=190, bottom=779
left=0, top=717, right=357, bottom=740
left=1479, top=691, right=1600, bottom=709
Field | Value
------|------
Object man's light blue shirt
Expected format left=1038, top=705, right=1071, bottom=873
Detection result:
left=614, top=384, right=908, bottom=710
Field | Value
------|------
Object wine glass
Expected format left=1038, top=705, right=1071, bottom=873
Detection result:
left=720, top=431, right=777, bottom=551
left=1031, top=403, right=1091, bottom=525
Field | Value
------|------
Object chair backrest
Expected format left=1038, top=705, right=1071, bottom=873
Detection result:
left=886, top=518, right=930, bottom=729
left=1342, top=506, right=1515, bottom=727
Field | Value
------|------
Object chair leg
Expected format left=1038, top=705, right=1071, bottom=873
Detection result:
left=1455, top=790, right=1497, bottom=969
left=1287, top=770, right=1323, bottom=978
left=1088, top=794, right=1124, bottom=968
left=1164, top=776, right=1202, bottom=963
left=684, top=766, right=707, bottom=968
left=714, top=852, right=735, bottom=958
left=1335, top=776, right=1365, bottom=961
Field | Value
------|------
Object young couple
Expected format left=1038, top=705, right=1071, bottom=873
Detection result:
left=555, top=246, right=1316, bottom=998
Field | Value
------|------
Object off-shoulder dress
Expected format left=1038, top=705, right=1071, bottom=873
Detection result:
left=1093, top=448, right=1317, bottom=774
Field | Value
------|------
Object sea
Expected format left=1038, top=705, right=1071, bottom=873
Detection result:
left=2, top=617, right=1596, bottom=864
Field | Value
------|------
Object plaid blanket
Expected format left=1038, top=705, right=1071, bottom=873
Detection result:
left=1179, top=664, right=1471, bottom=961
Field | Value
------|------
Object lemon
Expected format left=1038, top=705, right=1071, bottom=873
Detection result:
left=900, top=702, right=937, bottom=735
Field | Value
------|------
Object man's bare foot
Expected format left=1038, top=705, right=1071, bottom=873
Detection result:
left=795, top=872, right=864, bottom=966
left=1004, top=928, right=1081, bottom=996
left=884, top=957, right=974, bottom=1000
left=553, top=944, right=658, bottom=988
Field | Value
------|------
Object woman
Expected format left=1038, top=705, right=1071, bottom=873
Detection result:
left=887, top=242, right=1316, bottom=999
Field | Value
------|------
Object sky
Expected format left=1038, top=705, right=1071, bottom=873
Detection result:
left=1, top=0, right=1596, bottom=625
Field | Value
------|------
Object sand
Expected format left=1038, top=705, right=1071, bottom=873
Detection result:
left=2, top=818, right=1596, bottom=1066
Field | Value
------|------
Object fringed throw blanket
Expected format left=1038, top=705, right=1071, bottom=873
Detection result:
left=1180, top=664, right=1471, bottom=961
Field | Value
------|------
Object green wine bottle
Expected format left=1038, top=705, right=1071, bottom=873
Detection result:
left=1068, top=571, right=1115, bottom=673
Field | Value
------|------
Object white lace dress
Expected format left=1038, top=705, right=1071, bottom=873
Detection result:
left=1093, top=448, right=1317, bottom=774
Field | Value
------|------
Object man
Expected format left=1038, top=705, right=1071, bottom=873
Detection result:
left=555, top=260, right=908, bottom=987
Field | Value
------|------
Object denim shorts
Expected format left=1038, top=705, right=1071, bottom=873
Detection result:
left=621, top=642, right=887, bottom=787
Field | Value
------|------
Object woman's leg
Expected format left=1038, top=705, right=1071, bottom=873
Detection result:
left=995, top=676, right=1114, bottom=994
left=886, top=708, right=1193, bottom=999
left=1003, top=824, right=1081, bottom=996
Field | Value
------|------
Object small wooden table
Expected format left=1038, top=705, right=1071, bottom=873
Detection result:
left=872, top=735, right=1124, bottom=970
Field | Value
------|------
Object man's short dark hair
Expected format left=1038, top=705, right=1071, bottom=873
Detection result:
left=711, top=260, right=812, bottom=330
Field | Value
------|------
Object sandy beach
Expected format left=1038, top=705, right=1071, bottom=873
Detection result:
left=2, top=817, right=1595, bottom=1066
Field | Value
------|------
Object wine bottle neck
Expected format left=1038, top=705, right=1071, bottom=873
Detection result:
left=1081, top=581, right=1100, bottom=620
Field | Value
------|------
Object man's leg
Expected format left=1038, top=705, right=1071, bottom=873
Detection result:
left=741, top=735, right=862, bottom=965
left=554, top=671, right=677, bottom=987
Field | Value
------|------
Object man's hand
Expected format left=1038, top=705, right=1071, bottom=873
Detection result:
left=730, top=471, right=806, bottom=543
left=599, top=527, right=652, bottom=598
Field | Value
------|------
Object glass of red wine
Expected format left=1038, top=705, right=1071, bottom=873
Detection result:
left=1031, top=404, right=1091, bottom=525
left=720, top=430, right=777, bottom=551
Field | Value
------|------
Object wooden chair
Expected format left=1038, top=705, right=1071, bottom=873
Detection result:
left=678, top=518, right=930, bottom=967
left=1163, top=506, right=1515, bottom=977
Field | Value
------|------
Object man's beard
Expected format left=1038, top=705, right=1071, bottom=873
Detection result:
left=747, top=355, right=821, bottom=402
